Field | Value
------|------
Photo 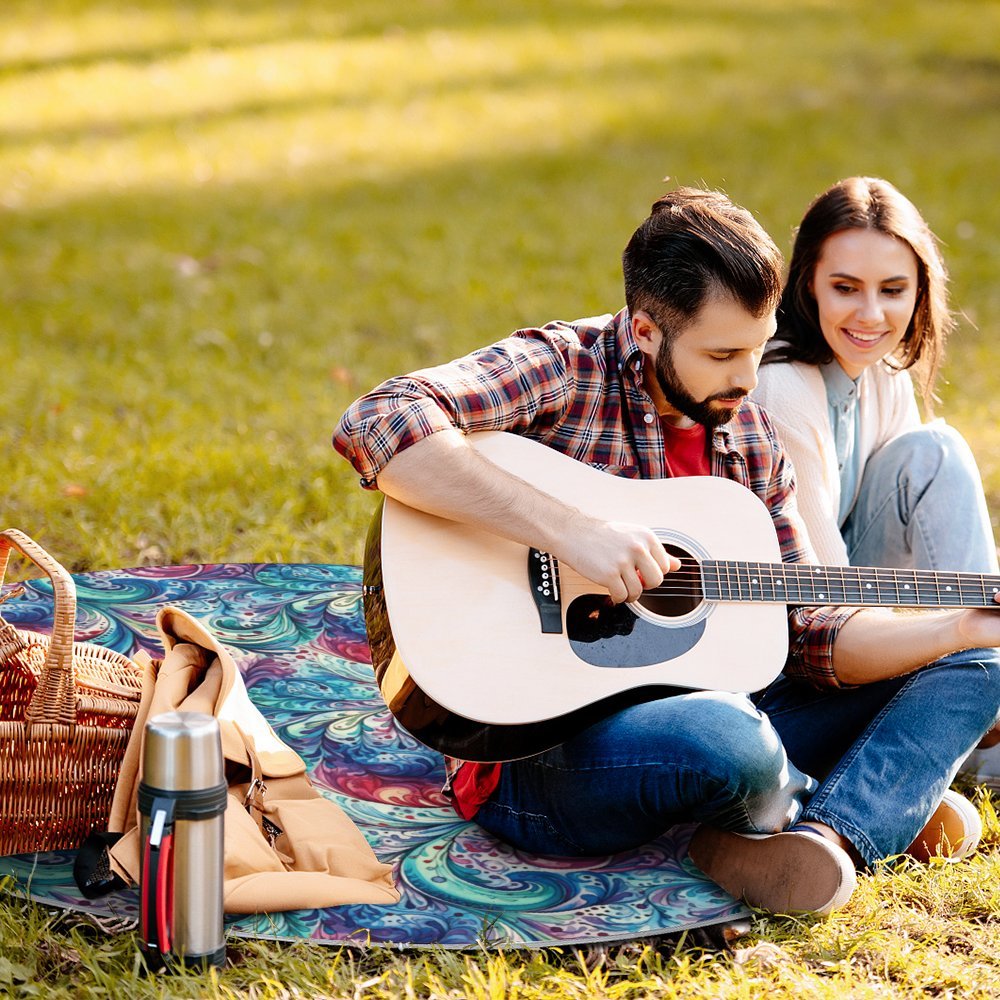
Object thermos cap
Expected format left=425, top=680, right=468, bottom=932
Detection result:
left=142, top=711, right=224, bottom=791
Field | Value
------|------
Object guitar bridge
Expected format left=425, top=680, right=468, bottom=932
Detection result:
left=528, top=549, right=563, bottom=633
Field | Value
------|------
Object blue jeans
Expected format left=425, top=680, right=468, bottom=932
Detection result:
left=842, top=423, right=999, bottom=574
left=475, top=691, right=816, bottom=856
left=476, top=656, right=1000, bottom=868
left=755, top=647, right=1000, bottom=865
left=841, top=423, right=1000, bottom=782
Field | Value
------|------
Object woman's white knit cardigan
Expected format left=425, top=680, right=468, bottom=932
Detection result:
left=752, top=359, right=920, bottom=566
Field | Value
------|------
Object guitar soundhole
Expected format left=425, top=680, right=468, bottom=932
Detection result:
left=636, top=543, right=703, bottom=618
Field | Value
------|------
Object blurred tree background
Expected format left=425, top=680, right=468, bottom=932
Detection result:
left=2, top=0, right=998, bottom=572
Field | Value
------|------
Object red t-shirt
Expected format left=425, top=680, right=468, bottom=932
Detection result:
left=659, top=419, right=711, bottom=478
left=448, top=421, right=710, bottom=818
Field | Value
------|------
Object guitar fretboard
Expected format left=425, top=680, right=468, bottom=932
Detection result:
left=701, top=561, right=1000, bottom=609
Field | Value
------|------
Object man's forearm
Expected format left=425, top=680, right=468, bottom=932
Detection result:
left=375, top=429, right=676, bottom=604
left=376, top=429, right=578, bottom=552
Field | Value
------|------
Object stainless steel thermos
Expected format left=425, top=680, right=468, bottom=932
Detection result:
left=139, top=711, right=227, bottom=970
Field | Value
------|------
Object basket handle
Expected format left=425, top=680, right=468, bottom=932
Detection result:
left=0, top=528, right=78, bottom=728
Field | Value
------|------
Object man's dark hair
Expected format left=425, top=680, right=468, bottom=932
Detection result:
left=622, top=187, right=783, bottom=340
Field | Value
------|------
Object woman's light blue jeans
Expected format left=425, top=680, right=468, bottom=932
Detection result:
left=842, top=423, right=998, bottom=574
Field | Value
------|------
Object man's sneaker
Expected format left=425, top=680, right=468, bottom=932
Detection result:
left=958, top=744, right=1000, bottom=790
left=687, top=826, right=857, bottom=915
left=906, top=789, right=982, bottom=862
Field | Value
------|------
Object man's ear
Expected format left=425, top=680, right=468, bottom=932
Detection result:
left=631, top=310, right=662, bottom=357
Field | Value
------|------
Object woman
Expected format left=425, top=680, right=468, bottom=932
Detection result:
left=753, top=176, right=1000, bottom=844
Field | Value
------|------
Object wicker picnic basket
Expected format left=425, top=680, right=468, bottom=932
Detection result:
left=0, top=528, right=144, bottom=856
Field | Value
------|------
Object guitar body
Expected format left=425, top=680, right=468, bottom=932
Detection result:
left=363, top=431, right=789, bottom=761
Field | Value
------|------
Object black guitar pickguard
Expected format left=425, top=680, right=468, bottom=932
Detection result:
left=565, top=593, right=705, bottom=667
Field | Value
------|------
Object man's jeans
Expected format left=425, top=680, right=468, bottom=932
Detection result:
left=756, top=648, right=1000, bottom=865
left=475, top=690, right=816, bottom=858
left=477, top=649, right=1000, bottom=868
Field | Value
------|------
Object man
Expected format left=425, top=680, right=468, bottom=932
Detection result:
left=333, top=188, right=1000, bottom=915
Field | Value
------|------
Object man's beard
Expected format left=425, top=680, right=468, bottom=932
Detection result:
left=654, top=339, right=748, bottom=429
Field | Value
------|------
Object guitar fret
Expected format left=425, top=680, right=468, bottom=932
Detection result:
left=757, top=562, right=775, bottom=603
left=854, top=566, right=878, bottom=605
left=771, top=564, right=787, bottom=602
left=767, top=564, right=784, bottom=604
left=712, top=560, right=723, bottom=601
left=719, top=562, right=730, bottom=602
left=841, top=566, right=862, bottom=605
left=961, top=573, right=985, bottom=604
left=792, top=564, right=806, bottom=603
left=755, top=565, right=767, bottom=600
left=730, top=562, right=742, bottom=601
left=980, top=574, right=1000, bottom=608
left=701, top=561, right=717, bottom=602
left=815, top=564, right=843, bottom=604
left=896, top=568, right=920, bottom=606
left=936, top=571, right=963, bottom=607
left=776, top=563, right=795, bottom=604
left=701, top=563, right=1000, bottom=609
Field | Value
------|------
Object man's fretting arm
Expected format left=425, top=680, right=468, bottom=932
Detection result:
left=375, top=429, right=678, bottom=604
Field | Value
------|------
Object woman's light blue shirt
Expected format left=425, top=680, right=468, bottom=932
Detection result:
left=820, top=360, right=864, bottom=526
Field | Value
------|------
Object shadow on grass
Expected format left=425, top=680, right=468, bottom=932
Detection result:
left=1, top=0, right=818, bottom=78
left=3, top=0, right=1000, bottom=569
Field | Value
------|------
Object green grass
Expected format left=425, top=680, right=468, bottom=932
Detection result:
left=3, top=0, right=1000, bottom=574
left=4, top=793, right=1000, bottom=997
left=3, top=0, right=1000, bottom=995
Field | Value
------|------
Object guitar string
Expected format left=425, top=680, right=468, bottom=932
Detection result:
left=554, top=582, right=1000, bottom=606
left=554, top=565, right=1000, bottom=605
left=546, top=560, right=1000, bottom=587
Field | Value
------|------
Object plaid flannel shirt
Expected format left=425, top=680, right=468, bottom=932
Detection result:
left=334, top=309, right=860, bottom=796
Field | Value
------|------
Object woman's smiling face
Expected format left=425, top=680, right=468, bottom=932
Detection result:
left=811, top=228, right=919, bottom=379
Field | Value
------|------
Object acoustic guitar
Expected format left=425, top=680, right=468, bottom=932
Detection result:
left=362, top=431, right=1000, bottom=762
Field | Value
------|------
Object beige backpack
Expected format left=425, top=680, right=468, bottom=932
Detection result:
left=104, top=606, right=399, bottom=914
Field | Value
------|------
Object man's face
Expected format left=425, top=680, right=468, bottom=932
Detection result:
left=636, top=291, right=776, bottom=429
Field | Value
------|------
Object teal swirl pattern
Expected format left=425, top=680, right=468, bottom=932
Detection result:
left=0, top=564, right=746, bottom=947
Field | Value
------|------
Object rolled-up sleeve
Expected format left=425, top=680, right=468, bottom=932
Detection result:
left=333, top=332, right=573, bottom=488
left=785, top=605, right=858, bottom=687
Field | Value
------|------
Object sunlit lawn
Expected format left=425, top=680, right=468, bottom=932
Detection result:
left=3, top=1, right=1000, bottom=996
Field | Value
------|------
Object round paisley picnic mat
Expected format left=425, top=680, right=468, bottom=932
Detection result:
left=0, top=563, right=747, bottom=948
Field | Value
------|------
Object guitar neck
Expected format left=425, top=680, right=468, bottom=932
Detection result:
left=702, top=561, right=1000, bottom=609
